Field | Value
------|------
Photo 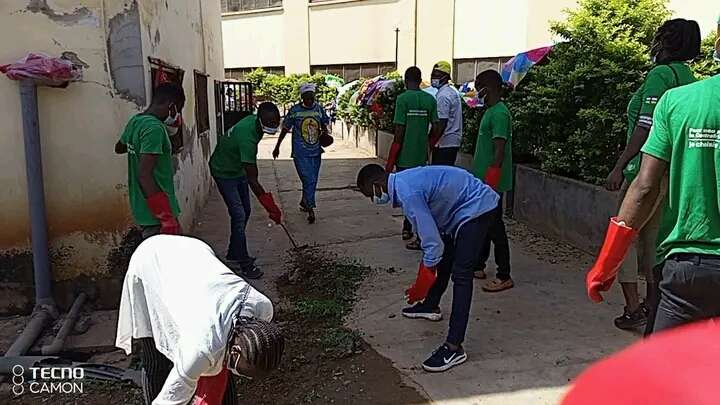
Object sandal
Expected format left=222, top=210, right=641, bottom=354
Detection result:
left=474, top=270, right=487, bottom=280
left=402, top=230, right=414, bottom=240
left=406, top=239, right=422, bottom=251
left=482, top=278, right=514, bottom=292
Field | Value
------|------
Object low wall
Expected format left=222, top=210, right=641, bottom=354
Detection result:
left=513, top=165, right=616, bottom=254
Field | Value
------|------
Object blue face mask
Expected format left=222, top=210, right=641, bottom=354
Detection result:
left=714, top=49, right=720, bottom=63
left=431, top=79, right=442, bottom=89
left=373, top=192, right=390, bottom=205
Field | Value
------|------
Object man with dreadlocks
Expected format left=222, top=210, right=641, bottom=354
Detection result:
left=116, top=235, right=283, bottom=405
left=587, top=19, right=720, bottom=334
left=602, top=18, right=700, bottom=332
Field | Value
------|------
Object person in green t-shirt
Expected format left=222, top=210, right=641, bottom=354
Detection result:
left=603, top=19, right=700, bottom=331
left=586, top=33, right=720, bottom=335
left=209, top=102, right=283, bottom=280
left=115, top=82, right=185, bottom=239
left=471, top=70, right=514, bottom=293
left=385, top=66, right=440, bottom=245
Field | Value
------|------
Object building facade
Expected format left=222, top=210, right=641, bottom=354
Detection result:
left=0, top=0, right=225, bottom=312
left=222, top=0, right=718, bottom=83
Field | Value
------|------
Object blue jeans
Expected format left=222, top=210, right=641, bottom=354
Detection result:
left=214, top=176, right=252, bottom=267
left=293, top=155, right=322, bottom=209
left=423, top=211, right=495, bottom=346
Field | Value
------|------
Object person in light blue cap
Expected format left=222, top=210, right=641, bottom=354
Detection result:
left=273, top=83, right=330, bottom=224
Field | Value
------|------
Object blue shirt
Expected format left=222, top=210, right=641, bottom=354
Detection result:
left=283, top=102, right=330, bottom=158
left=388, top=166, right=499, bottom=267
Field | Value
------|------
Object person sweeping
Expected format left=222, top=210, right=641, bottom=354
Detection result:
left=356, top=164, right=498, bottom=372
left=116, top=235, right=284, bottom=405
left=273, top=83, right=332, bottom=224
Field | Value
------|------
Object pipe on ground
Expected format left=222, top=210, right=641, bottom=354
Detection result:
left=42, top=293, right=87, bottom=355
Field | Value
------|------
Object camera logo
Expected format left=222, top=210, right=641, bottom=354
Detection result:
left=12, top=365, right=25, bottom=396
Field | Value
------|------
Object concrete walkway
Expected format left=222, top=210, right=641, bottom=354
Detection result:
left=194, top=134, right=638, bottom=405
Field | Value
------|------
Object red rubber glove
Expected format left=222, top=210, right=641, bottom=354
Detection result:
left=146, top=191, right=181, bottom=234
left=562, top=319, right=720, bottom=405
left=484, top=166, right=502, bottom=190
left=193, top=368, right=229, bottom=405
left=385, top=142, right=402, bottom=172
left=429, top=134, right=441, bottom=148
left=586, top=217, right=638, bottom=303
left=258, top=192, right=282, bottom=224
left=405, top=263, right=437, bottom=304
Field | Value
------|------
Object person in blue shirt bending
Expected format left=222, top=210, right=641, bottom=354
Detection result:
left=274, top=83, right=330, bottom=224
left=356, top=163, right=499, bottom=372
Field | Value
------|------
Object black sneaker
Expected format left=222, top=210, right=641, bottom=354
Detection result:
left=401, top=304, right=442, bottom=321
left=614, top=305, right=647, bottom=330
left=422, top=344, right=468, bottom=372
left=240, top=265, right=263, bottom=280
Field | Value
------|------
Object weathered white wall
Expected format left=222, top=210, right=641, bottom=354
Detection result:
left=223, top=10, right=285, bottom=69
left=308, top=0, right=413, bottom=68
left=0, top=0, right=222, bottom=284
left=416, top=0, right=454, bottom=76
left=668, top=0, right=718, bottom=37
left=454, top=0, right=530, bottom=59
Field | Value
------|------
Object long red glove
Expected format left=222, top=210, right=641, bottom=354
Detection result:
left=193, top=368, right=229, bottom=405
left=405, top=263, right=437, bottom=304
left=258, top=192, right=282, bottom=224
left=484, top=166, right=502, bottom=190
left=146, top=191, right=181, bottom=234
left=429, top=134, right=441, bottom=149
left=385, top=142, right=402, bottom=172
left=586, top=217, right=638, bottom=303
left=562, top=319, right=720, bottom=405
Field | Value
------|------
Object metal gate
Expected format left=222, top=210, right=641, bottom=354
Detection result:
left=215, top=81, right=254, bottom=134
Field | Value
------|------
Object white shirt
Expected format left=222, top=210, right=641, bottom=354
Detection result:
left=435, top=84, right=463, bottom=148
left=115, top=235, right=273, bottom=405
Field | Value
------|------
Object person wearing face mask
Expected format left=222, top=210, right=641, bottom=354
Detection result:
left=116, top=235, right=283, bottom=405
left=602, top=19, right=700, bottom=331
left=356, top=163, right=498, bottom=372
left=273, top=83, right=331, bottom=224
left=586, top=24, right=720, bottom=334
left=209, top=102, right=284, bottom=279
left=471, top=70, right=514, bottom=293
left=429, top=61, right=463, bottom=167
left=115, top=82, right=186, bottom=239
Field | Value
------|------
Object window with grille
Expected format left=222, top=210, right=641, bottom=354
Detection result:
left=222, top=0, right=282, bottom=13
left=225, top=66, right=286, bottom=80
left=311, top=62, right=395, bottom=82
left=149, top=58, right=185, bottom=153
left=453, top=57, right=510, bottom=84
left=194, top=71, right=210, bottom=134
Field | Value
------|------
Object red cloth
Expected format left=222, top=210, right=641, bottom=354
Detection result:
left=405, top=263, right=437, bottom=304
left=193, top=368, right=229, bottom=405
left=385, top=142, right=402, bottom=172
left=258, top=192, right=282, bottom=224
left=562, top=319, right=720, bottom=405
left=483, top=166, right=502, bottom=190
left=146, top=191, right=181, bottom=234
left=586, top=217, right=638, bottom=302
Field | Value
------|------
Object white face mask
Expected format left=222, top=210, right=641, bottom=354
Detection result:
left=431, top=79, right=442, bottom=89
left=259, top=117, right=279, bottom=135
left=476, top=87, right=488, bottom=107
left=372, top=185, right=390, bottom=205
left=164, top=112, right=178, bottom=126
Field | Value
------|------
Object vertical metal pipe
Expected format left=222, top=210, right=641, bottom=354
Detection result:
left=395, top=28, right=400, bottom=70
left=19, top=79, right=54, bottom=306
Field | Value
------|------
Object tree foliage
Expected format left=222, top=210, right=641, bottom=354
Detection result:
left=508, top=0, right=670, bottom=184
left=245, top=68, right=339, bottom=112
left=691, top=34, right=720, bottom=79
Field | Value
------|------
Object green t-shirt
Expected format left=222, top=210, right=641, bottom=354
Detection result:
left=209, top=114, right=261, bottom=179
left=393, top=89, right=439, bottom=168
left=120, top=114, right=180, bottom=226
left=472, top=101, right=513, bottom=193
left=641, top=75, right=720, bottom=261
left=624, top=63, right=696, bottom=181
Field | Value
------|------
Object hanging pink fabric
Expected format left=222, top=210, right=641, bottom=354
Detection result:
left=0, top=53, right=82, bottom=86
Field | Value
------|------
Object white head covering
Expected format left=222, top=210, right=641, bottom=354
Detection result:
left=299, top=83, right=316, bottom=95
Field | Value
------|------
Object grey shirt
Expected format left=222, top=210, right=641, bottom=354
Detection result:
left=435, top=84, right=463, bottom=148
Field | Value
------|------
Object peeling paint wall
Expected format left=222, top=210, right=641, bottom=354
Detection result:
left=0, top=0, right=223, bottom=307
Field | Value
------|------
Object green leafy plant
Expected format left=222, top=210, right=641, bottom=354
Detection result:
left=245, top=68, right=339, bottom=112
left=508, top=0, right=670, bottom=184
left=691, top=35, right=720, bottom=79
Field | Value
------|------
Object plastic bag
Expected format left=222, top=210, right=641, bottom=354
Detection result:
left=0, top=53, right=82, bottom=86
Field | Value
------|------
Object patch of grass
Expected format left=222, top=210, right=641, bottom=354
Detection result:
left=295, top=299, right=344, bottom=322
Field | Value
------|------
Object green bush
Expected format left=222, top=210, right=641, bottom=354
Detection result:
left=461, top=104, right=484, bottom=154
left=691, top=35, right=720, bottom=79
left=508, top=0, right=670, bottom=185
left=245, top=68, right=339, bottom=112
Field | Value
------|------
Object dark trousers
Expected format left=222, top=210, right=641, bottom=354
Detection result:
left=137, top=338, right=237, bottom=405
left=431, top=147, right=459, bottom=166
left=651, top=254, right=720, bottom=334
left=478, top=195, right=511, bottom=280
left=423, top=212, right=494, bottom=345
left=214, top=176, right=253, bottom=267
left=396, top=166, right=414, bottom=234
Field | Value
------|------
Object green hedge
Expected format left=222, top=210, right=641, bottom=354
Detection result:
left=245, top=68, right=339, bottom=111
